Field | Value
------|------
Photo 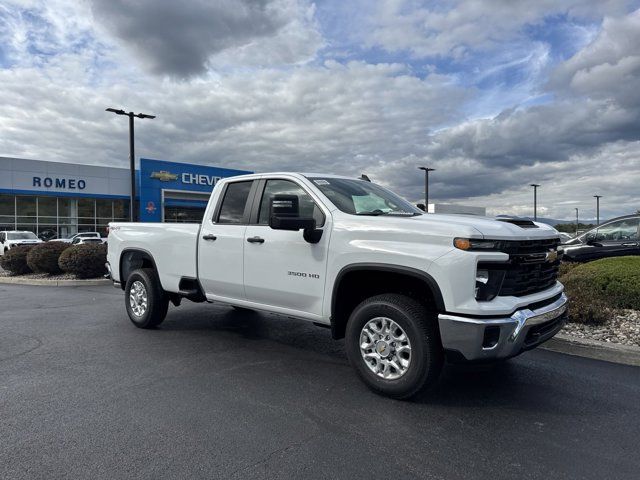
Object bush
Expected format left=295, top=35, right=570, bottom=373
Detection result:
left=559, top=256, right=640, bottom=325
left=26, top=242, right=71, bottom=274
left=59, top=243, right=107, bottom=279
left=0, top=245, right=35, bottom=275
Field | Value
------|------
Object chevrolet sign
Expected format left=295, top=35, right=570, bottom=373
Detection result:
left=150, top=171, right=179, bottom=182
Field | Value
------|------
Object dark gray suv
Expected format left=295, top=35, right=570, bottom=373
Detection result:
left=561, top=215, right=640, bottom=262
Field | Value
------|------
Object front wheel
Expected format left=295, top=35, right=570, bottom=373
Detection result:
left=345, top=294, right=443, bottom=400
left=124, top=268, right=169, bottom=329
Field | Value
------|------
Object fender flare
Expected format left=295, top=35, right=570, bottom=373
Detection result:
left=330, top=263, right=446, bottom=337
left=118, top=248, right=160, bottom=290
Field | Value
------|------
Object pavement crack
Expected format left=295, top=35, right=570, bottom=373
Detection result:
left=0, top=332, right=43, bottom=363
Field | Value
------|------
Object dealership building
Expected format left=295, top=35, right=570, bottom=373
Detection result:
left=0, top=156, right=251, bottom=238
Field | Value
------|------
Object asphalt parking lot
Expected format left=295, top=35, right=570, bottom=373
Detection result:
left=1, top=284, right=639, bottom=480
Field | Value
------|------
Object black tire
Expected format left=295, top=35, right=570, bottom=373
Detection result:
left=345, top=294, right=443, bottom=400
left=124, top=268, right=169, bottom=329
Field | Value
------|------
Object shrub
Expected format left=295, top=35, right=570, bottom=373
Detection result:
left=59, top=243, right=107, bottom=279
left=559, top=256, right=640, bottom=325
left=558, top=261, right=579, bottom=278
left=26, top=242, right=71, bottom=274
left=0, top=245, right=35, bottom=275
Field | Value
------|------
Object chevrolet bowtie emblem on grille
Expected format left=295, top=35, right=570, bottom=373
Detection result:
left=545, top=250, right=558, bottom=263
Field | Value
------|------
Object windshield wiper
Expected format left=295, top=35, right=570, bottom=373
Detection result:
left=356, top=211, right=420, bottom=217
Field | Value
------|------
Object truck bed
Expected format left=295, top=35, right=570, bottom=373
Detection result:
left=108, top=222, right=201, bottom=293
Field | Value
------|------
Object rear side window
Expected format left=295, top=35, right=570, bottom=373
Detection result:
left=216, top=181, right=253, bottom=224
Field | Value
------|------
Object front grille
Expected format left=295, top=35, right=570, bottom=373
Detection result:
left=481, top=238, right=561, bottom=297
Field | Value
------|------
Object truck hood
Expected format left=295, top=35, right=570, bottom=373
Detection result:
left=335, top=213, right=559, bottom=241
left=414, top=214, right=559, bottom=240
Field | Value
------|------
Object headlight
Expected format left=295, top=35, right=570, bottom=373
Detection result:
left=454, top=238, right=504, bottom=251
left=475, top=267, right=506, bottom=301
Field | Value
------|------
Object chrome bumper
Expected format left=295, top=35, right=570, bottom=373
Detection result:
left=438, top=293, right=568, bottom=362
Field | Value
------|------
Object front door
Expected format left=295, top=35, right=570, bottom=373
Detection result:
left=198, top=180, right=256, bottom=301
left=243, top=178, right=330, bottom=317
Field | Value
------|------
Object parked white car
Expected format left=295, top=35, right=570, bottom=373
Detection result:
left=50, top=232, right=102, bottom=244
left=0, top=230, right=43, bottom=255
left=107, top=173, right=567, bottom=398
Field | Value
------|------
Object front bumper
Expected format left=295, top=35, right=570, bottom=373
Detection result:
left=438, top=293, right=568, bottom=362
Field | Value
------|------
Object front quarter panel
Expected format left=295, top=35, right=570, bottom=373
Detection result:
left=324, top=214, right=461, bottom=318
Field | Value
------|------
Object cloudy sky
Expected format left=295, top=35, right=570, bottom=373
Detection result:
left=1, top=0, right=639, bottom=220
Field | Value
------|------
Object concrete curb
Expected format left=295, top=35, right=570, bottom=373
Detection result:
left=541, top=333, right=640, bottom=367
left=0, top=276, right=110, bottom=287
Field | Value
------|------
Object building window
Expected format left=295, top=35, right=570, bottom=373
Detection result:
left=113, top=199, right=129, bottom=220
left=0, top=194, right=14, bottom=215
left=37, top=196, right=57, bottom=216
left=0, top=194, right=15, bottom=230
left=58, top=198, right=72, bottom=217
left=0, top=195, right=129, bottom=237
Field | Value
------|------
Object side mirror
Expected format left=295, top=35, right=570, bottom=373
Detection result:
left=269, top=194, right=323, bottom=243
left=586, top=238, right=603, bottom=247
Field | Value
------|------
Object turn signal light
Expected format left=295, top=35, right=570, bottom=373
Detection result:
left=454, top=238, right=471, bottom=250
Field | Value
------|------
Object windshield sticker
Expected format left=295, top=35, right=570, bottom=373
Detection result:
left=313, top=179, right=330, bottom=185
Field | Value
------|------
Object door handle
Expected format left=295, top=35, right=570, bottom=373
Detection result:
left=622, top=243, right=637, bottom=247
left=202, top=234, right=217, bottom=241
left=247, top=236, right=265, bottom=244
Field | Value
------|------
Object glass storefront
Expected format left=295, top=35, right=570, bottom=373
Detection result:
left=0, top=194, right=129, bottom=239
left=164, top=205, right=206, bottom=223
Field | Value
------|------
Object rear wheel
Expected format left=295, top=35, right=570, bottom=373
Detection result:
left=345, top=294, right=443, bottom=399
left=124, top=268, right=169, bottom=329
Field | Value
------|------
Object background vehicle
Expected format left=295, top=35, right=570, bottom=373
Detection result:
left=107, top=173, right=566, bottom=399
left=50, top=232, right=102, bottom=244
left=0, top=230, right=43, bottom=255
left=558, top=232, right=574, bottom=244
left=71, top=237, right=106, bottom=245
left=561, top=214, right=639, bottom=262
left=37, top=229, right=58, bottom=241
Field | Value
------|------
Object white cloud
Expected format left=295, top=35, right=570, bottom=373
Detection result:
left=362, top=0, right=629, bottom=59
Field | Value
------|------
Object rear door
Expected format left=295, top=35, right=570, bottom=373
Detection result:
left=198, top=180, right=257, bottom=301
left=242, top=178, right=330, bottom=317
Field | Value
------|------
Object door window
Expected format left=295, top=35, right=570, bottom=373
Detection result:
left=216, top=181, right=253, bottom=224
left=257, top=179, right=325, bottom=227
left=590, top=218, right=639, bottom=241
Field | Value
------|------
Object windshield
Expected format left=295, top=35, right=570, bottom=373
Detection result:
left=307, top=177, right=421, bottom=216
left=8, top=232, right=38, bottom=240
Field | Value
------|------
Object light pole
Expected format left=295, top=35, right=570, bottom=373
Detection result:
left=575, top=207, right=579, bottom=236
left=594, top=195, right=602, bottom=226
left=106, top=108, right=156, bottom=221
left=530, top=184, right=540, bottom=221
left=419, top=167, right=435, bottom=212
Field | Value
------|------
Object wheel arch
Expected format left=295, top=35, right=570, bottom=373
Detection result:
left=118, top=248, right=160, bottom=291
left=330, top=263, right=445, bottom=340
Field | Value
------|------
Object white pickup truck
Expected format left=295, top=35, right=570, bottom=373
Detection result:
left=107, top=173, right=567, bottom=399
